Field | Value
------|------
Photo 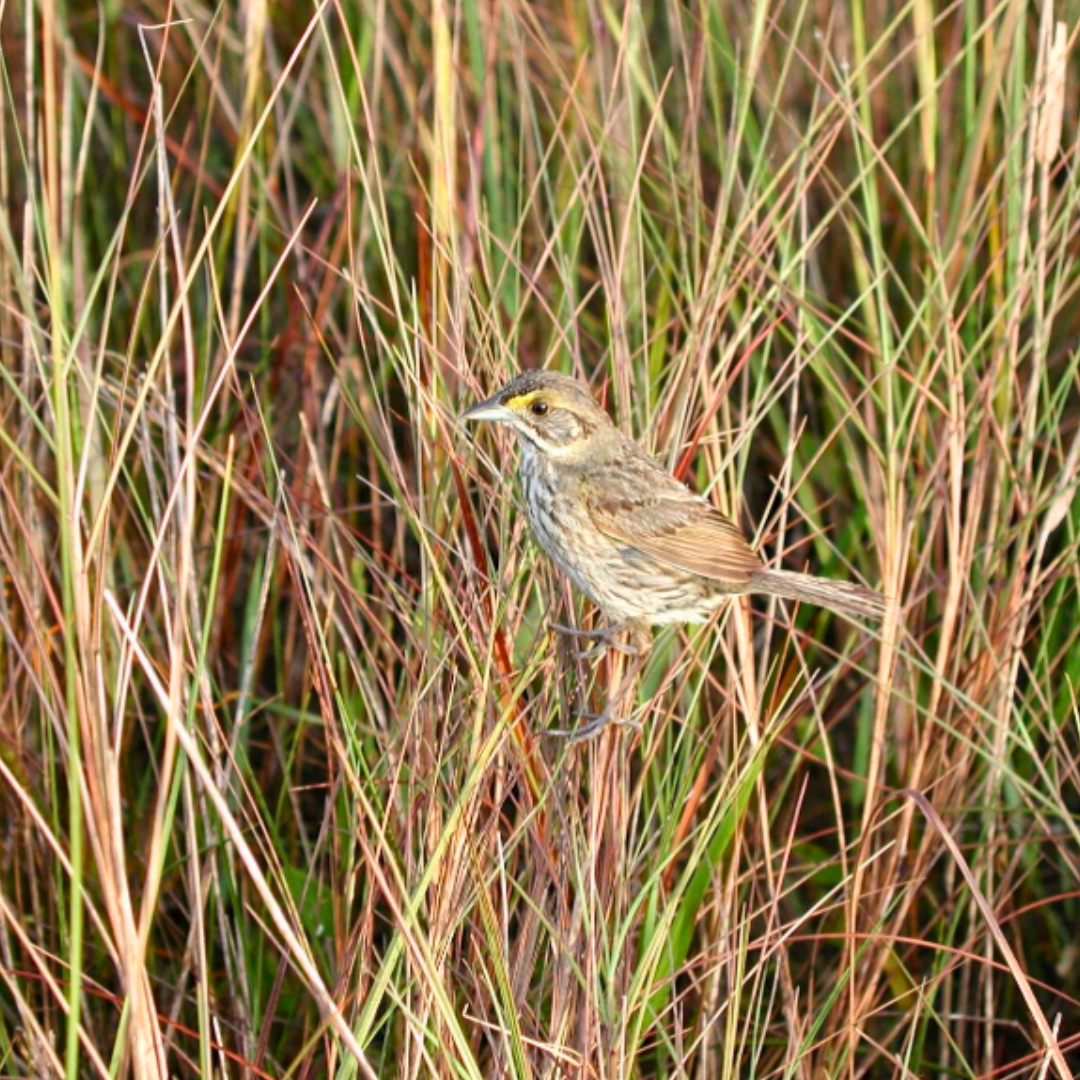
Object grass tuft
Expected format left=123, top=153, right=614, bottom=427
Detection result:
left=1, top=1, right=1079, bottom=1077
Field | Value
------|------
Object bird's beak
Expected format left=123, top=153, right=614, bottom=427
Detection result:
left=460, top=394, right=513, bottom=424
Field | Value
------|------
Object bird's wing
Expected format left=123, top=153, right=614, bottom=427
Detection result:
left=582, top=460, right=763, bottom=585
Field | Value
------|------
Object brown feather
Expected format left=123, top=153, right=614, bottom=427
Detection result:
left=583, top=469, right=762, bottom=586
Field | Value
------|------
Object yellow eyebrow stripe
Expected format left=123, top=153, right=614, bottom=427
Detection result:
left=504, top=391, right=540, bottom=409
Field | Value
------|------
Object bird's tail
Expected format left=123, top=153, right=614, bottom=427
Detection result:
left=749, top=568, right=886, bottom=622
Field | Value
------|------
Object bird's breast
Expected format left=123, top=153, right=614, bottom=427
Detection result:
left=517, top=448, right=683, bottom=621
left=519, top=450, right=599, bottom=583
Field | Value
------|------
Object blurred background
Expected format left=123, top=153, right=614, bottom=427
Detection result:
left=1, top=0, right=1079, bottom=1076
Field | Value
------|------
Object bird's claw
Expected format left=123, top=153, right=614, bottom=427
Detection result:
left=549, top=622, right=642, bottom=658
left=571, top=642, right=608, bottom=661
left=547, top=711, right=643, bottom=743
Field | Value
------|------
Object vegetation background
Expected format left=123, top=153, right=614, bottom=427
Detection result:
left=1, top=0, right=1079, bottom=1077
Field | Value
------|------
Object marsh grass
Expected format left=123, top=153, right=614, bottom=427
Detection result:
left=1, top=0, right=1079, bottom=1077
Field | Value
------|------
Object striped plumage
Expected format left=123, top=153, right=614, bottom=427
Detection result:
left=463, top=371, right=884, bottom=647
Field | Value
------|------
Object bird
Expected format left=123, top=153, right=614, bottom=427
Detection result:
left=462, top=370, right=884, bottom=737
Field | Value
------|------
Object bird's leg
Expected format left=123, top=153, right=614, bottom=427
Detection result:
left=551, top=707, right=642, bottom=743
left=549, top=621, right=653, bottom=741
left=549, top=621, right=643, bottom=659
left=548, top=660, right=648, bottom=742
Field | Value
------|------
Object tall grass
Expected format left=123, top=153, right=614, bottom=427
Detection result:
left=1, top=0, right=1079, bottom=1077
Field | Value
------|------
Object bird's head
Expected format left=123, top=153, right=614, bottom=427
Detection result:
left=461, top=371, right=613, bottom=458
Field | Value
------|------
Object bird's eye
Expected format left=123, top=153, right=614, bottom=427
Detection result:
left=529, top=400, right=549, bottom=417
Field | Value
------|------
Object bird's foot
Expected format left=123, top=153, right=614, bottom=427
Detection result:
left=547, top=709, right=643, bottom=743
left=549, top=622, right=643, bottom=659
